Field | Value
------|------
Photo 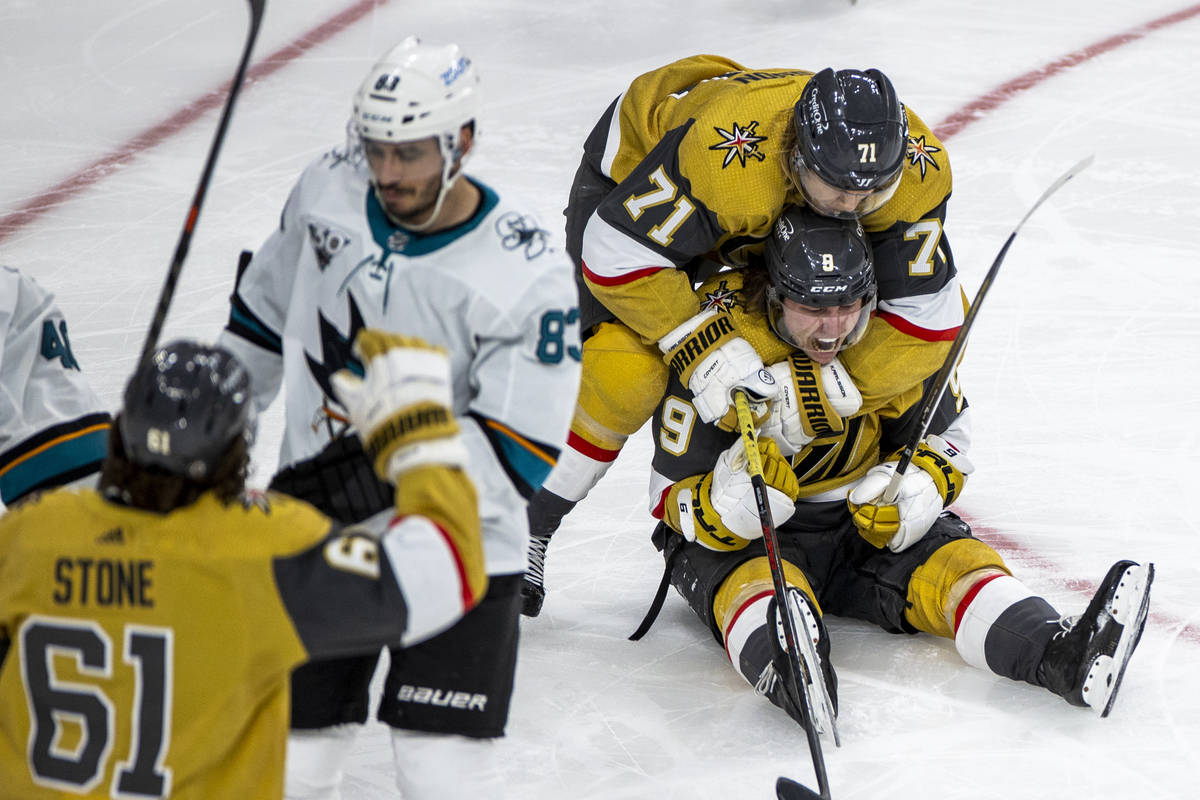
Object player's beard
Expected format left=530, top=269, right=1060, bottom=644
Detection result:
left=374, top=174, right=443, bottom=229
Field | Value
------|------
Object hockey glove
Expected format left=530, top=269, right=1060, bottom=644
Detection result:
left=331, top=330, right=468, bottom=483
left=846, top=434, right=974, bottom=552
left=758, top=354, right=862, bottom=455
left=659, top=308, right=777, bottom=424
left=664, top=437, right=799, bottom=551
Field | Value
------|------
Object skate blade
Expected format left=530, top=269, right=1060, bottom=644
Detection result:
left=1084, top=562, right=1154, bottom=717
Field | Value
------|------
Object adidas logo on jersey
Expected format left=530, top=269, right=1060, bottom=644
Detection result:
left=395, top=684, right=488, bottom=711
left=95, top=527, right=125, bottom=545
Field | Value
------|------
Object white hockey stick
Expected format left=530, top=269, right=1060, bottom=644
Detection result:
left=882, top=156, right=1094, bottom=503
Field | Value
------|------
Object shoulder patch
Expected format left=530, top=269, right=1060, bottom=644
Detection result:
left=709, top=121, right=769, bottom=168
left=495, top=211, right=551, bottom=260
left=906, top=134, right=943, bottom=180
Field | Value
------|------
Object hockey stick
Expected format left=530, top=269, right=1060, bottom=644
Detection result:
left=881, top=155, right=1094, bottom=504
left=138, top=0, right=267, bottom=363
left=732, top=389, right=833, bottom=800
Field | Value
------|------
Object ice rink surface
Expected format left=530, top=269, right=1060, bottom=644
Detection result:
left=2, top=1, right=1199, bottom=797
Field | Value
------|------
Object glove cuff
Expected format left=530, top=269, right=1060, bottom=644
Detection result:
left=366, top=401, right=462, bottom=478
left=659, top=308, right=741, bottom=384
left=892, top=434, right=974, bottom=506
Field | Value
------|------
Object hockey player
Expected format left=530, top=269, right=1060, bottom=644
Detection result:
left=216, top=38, right=580, bottom=799
left=0, top=266, right=111, bottom=508
left=523, top=57, right=965, bottom=617
left=644, top=205, right=1152, bottom=730
left=0, top=331, right=487, bottom=797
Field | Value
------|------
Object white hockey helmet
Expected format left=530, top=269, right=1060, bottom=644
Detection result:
left=352, top=37, right=480, bottom=154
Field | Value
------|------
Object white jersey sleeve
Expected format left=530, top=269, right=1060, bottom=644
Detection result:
left=0, top=267, right=111, bottom=506
left=216, top=179, right=312, bottom=413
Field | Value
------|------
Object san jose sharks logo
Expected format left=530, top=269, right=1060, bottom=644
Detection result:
left=496, top=212, right=549, bottom=259
left=305, top=291, right=367, bottom=428
left=701, top=279, right=740, bottom=313
left=906, top=134, right=942, bottom=179
left=709, top=121, right=767, bottom=168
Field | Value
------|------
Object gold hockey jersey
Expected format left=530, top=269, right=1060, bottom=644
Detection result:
left=0, top=489, right=415, bottom=799
left=578, top=54, right=960, bottom=371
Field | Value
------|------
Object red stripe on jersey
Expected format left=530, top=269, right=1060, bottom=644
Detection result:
left=953, top=572, right=1005, bottom=634
left=723, top=590, right=775, bottom=659
left=567, top=431, right=622, bottom=462
left=392, top=513, right=476, bottom=611
left=651, top=486, right=670, bottom=520
left=876, top=309, right=961, bottom=342
left=581, top=260, right=665, bottom=286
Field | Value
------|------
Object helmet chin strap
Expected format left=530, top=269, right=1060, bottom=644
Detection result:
left=376, top=133, right=467, bottom=233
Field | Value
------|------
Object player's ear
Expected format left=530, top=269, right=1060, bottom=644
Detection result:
left=457, top=123, right=475, bottom=160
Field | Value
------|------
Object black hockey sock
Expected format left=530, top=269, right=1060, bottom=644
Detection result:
left=527, top=487, right=578, bottom=540
left=982, top=596, right=1060, bottom=686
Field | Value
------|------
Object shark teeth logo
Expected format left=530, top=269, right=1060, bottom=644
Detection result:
left=305, top=291, right=366, bottom=421
left=709, top=121, right=768, bottom=168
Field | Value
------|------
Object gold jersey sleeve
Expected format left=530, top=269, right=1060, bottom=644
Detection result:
left=584, top=56, right=810, bottom=341
left=0, top=490, right=334, bottom=798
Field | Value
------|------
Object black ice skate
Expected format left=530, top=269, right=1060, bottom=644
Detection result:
left=758, top=588, right=839, bottom=740
left=520, top=531, right=551, bottom=618
left=1037, top=560, right=1154, bottom=717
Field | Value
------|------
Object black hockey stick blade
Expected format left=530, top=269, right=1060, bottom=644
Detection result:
left=138, top=0, right=266, bottom=364
left=882, top=154, right=1094, bottom=502
left=777, top=776, right=827, bottom=800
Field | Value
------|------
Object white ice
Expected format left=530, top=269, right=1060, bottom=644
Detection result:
left=2, top=1, right=1198, bottom=798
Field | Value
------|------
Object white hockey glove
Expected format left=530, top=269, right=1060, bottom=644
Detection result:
left=846, top=434, right=974, bottom=552
left=659, top=308, right=778, bottom=424
left=759, top=354, right=862, bottom=455
left=664, top=437, right=799, bottom=551
left=331, top=330, right=468, bottom=483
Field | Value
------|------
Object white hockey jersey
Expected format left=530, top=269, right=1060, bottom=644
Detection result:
left=218, top=149, right=581, bottom=575
left=0, top=266, right=110, bottom=508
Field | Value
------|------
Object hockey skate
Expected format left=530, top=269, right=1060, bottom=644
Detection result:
left=521, top=530, right=551, bottom=618
left=757, top=588, right=839, bottom=740
left=1037, top=559, right=1154, bottom=717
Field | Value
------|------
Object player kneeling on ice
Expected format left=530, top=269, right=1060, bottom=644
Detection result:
left=0, top=330, right=486, bottom=797
left=641, top=205, right=1153, bottom=733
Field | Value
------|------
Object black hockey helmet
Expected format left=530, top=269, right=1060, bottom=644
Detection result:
left=119, top=341, right=254, bottom=481
left=765, top=206, right=876, bottom=353
left=791, top=68, right=908, bottom=215
left=766, top=206, right=875, bottom=308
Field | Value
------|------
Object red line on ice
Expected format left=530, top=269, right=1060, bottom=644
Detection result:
left=0, top=0, right=391, bottom=243
left=1, top=0, right=1196, bottom=642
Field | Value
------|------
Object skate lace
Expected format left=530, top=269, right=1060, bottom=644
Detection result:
left=1051, top=614, right=1079, bottom=640
left=754, top=662, right=780, bottom=698
left=525, top=533, right=551, bottom=583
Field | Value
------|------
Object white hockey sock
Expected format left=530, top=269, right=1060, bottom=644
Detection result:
left=284, top=724, right=361, bottom=800
left=723, top=591, right=774, bottom=687
left=954, top=574, right=1054, bottom=679
left=391, top=729, right=505, bottom=800
left=541, top=437, right=622, bottom=502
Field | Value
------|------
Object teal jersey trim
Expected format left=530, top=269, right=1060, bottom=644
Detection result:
left=0, top=426, right=108, bottom=504
left=365, top=177, right=500, bottom=256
